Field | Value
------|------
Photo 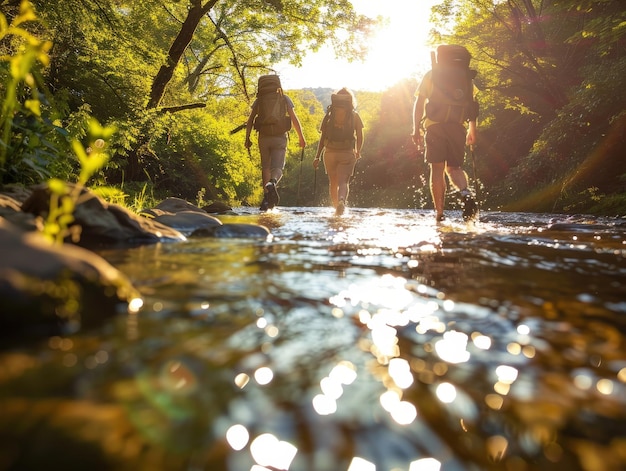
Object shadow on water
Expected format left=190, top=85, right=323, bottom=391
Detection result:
left=1, top=207, right=626, bottom=470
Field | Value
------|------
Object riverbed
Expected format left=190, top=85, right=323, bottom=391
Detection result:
left=1, top=207, right=625, bottom=471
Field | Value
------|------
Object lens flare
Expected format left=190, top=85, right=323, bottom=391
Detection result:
left=410, top=458, right=441, bottom=471
left=348, top=457, right=376, bottom=471
left=254, top=367, right=273, bottom=385
left=226, top=424, right=249, bottom=450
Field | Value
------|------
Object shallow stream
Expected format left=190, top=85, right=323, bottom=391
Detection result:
left=2, top=207, right=626, bottom=471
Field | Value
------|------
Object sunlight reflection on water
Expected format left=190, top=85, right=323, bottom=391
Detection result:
left=4, top=207, right=626, bottom=471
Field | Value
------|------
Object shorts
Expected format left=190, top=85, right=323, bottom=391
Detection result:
left=323, top=149, right=357, bottom=180
left=424, top=122, right=466, bottom=167
left=258, top=134, right=287, bottom=171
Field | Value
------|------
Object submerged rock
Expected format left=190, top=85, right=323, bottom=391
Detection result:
left=190, top=222, right=270, bottom=239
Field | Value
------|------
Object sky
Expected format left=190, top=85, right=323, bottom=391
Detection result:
left=276, top=0, right=441, bottom=92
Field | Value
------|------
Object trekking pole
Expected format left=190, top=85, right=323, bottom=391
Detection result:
left=470, top=144, right=480, bottom=211
left=313, top=166, right=317, bottom=204
left=297, top=147, right=305, bottom=205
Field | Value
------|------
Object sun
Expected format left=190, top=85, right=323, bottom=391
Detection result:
left=362, top=14, right=435, bottom=89
left=278, top=0, right=439, bottom=92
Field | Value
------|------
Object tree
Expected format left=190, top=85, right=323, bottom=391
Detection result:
left=147, top=0, right=218, bottom=109
left=30, top=0, right=378, bottom=197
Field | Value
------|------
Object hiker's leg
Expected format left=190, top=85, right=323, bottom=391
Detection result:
left=336, top=151, right=357, bottom=204
left=424, top=124, right=447, bottom=218
left=323, top=151, right=340, bottom=207
left=262, top=168, right=272, bottom=187
left=444, top=123, right=469, bottom=192
left=327, top=172, right=339, bottom=208
left=446, top=165, right=469, bottom=192
left=430, top=162, right=446, bottom=217
left=269, top=135, right=287, bottom=183
left=258, top=135, right=272, bottom=186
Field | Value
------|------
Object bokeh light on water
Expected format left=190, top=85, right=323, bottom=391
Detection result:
left=2, top=208, right=626, bottom=470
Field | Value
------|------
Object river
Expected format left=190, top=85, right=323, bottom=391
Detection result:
left=2, top=207, right=626, bottom=471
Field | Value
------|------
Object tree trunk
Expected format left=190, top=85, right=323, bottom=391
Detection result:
left=127, top=1, right=218, bottom=181
left=147, top=0, right=219, bottom=110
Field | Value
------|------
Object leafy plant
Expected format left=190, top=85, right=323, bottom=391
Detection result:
left=42, top=118, right=116, bottom=244
left=0, top=0, right=55, bottom=184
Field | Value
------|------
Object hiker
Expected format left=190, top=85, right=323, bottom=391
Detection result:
left=245, top=75, right=306, bottom=211
left=412, top=45, right=479, bottom=222
left=313, top=87, right=364, bottom=216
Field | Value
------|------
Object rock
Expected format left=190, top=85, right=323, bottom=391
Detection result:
left=153, top=197, right=207, bottom=214
left=141, top=208, right=222, bottom=235
left=201, top=200, right=233, bottom=214
left=0, top=183, right=32, bottom=203
left=0, top=194, right=39, bottom=232
left=0, top=182, right=272, bottom=345
left=0, top=219, right=141, bottom=342
left=21, top=183, right=186, bottom=248
left=190, top=223, right=270, bottom=239
left=144, top=198, right=268, bottom=238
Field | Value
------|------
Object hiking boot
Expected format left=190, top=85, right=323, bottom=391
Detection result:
left=259, top=194, right=270, bottom=212
left=461, top=192, right=478, bottom=221
left=335, top=200, right=345, bottom=216
left=265, top=180, right=280, bottom=208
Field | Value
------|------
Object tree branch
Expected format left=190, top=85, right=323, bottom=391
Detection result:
left=159, top=103, right=207, bottom=114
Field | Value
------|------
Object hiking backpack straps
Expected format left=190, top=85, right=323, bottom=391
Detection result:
left=253, top=75, right=292, bottom=136
left=323, top=93, right=356, bottom=150
left=426, top=45, right=479, bottom=123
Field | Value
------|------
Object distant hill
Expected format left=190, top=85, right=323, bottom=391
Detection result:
left=300, top=87, right=334, bottom=108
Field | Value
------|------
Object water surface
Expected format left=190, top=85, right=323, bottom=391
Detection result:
left=2, top=207, right=626, bottom=471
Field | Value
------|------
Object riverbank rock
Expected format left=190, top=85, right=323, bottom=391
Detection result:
left=0, top=194, right=39, bottom=232
left=143, top=197, right=269, bottom=239
left=0, top=219, right=140, bottom=343
left=0, top=184, right=270, bottom=345
left=21, top=183, right=187, bottom=248
left=140, top=207, right=222, bottom=234
left=152, top=197, right=209, bottom=214
left=202, top=200, right=233, bottom=214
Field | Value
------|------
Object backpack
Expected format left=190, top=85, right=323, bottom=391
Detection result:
left=253, top=75, right=292, bottom=136
left=425, top=45, right=479, bottom=123
left=323, top=93, right=356, bottom=150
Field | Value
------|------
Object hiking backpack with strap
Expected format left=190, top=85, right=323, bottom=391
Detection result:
left=425, top=45, right=479, bottom=124
left=323, top=93, right=356, bottom=150
left=253, top=75, right=292, bottom=136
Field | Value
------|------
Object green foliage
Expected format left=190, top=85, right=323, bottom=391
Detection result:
left=0, top=0, right=56, bottom=183
left=43, top=119, right=116, bottom=244
left=146, top=98, right=258, bottom=203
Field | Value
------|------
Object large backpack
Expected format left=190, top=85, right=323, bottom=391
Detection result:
left=323, top=93, right=356, bottom=150
left=425, top=45, right=479, bottom=123
left=253, top=75, right=292, bottom=136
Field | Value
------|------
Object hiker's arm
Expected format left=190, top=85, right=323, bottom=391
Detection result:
left=288, top=107, right=307, bottom=148
left=355, top=122, right=363, bottom=160
left=466, top=119, right=477, bottom=146
left=412, top=95, right=426, bottom=148
left=244, top=110, right=255, bottom=149
left=314, top=129, right=325, bottom=170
